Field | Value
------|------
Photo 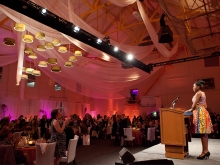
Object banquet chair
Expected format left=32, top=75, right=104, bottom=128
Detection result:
left=35, top=142, right=56, bottom=165
left=123, top=128, right=135, bottom=147
left=0, top=145, right=16, bottom=165
left=147, top=127, right=156, bottom=147
left=60, top=138, right=78, bottom=164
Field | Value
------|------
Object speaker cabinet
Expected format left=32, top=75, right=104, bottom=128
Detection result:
left=119, top=147, right=135, bottom=164
left=158, top=25, right=173, bottom=43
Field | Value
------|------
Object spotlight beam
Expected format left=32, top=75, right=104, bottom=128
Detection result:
left=0, top=0, right=153, bottom=73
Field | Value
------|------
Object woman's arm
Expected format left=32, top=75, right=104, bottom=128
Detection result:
left=190, top=92, right=202, bottom=111
left=53, top=120, right=65, bottom=133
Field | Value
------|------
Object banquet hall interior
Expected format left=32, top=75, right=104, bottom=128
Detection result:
left=0, top=0, right=220, bottom=165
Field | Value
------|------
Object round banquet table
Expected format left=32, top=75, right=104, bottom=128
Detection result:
left=132, top=128, right=142, bottom=145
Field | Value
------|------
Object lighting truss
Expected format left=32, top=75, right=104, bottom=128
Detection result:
left=0, top=0, right=153, bottom=74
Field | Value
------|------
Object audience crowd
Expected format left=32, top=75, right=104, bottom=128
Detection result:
left=0, top=111, right=220, bottom=163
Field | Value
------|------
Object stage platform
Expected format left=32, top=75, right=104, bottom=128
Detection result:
left=116, top=138, right=220, bottom=165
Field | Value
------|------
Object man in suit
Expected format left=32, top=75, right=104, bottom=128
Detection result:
left=40, top=115, right=47, bottom=138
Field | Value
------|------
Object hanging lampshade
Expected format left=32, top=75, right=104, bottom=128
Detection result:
left=24, top=48, right=33, bottom=54
left=44, top=42, right=54, bottom=49
left=21, top=74, right=28, bottom=79
left=26, top=68, right=34, bottom=74
left=35, top=32, right=45, bottom=40
left=37, top=45, right=46, bottom=51
left=64, top=61, right=73, bottom=67
left=3, top=38, right=15, bottom=46
left=47, top=58, right=57, bottom=65
left=69, top=56, right=77, bottom=62
left=23, top=34, right=34, bottom=43
left=52, top=39, right=61, bottom=46
left=58, top=46, right=67, bottom=53
left=14, top=23, right=26, bottom=32
left=32, top=70, right=41, bottom=76
left=74, top=50, right=82, bottom=56
left=22, top=67, right=26, bottom=72
left=51, top=66, right=61, bottom=72
left=38, top=61, right=47, bottom=67
left=28, top=52, right=37, bottom=59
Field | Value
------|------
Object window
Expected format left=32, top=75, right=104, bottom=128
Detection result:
left=55, top=82, right=61, bottom=91
left=27, top=74, right=35, bottom=87
left=0, top=67, right=2, bottom=82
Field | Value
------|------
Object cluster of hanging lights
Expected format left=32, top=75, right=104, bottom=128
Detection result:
left=11, top=21, right=83, bottom=77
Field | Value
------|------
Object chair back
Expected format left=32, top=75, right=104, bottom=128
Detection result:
left=13, top=131, right=22, bottom=140
left=0, top=145, right=16, bottom=165
left=35, top=143, right=56, bottom=165
left=147, top=127, right=155, bottom=141
left=66, top=138, right=78, bottom=163
left=124, top=128, right=133, bottom=139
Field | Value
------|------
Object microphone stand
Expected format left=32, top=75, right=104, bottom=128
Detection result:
left=170, top=96, right=180, bottom=109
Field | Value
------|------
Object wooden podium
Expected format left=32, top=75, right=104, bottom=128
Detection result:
left=160, top=108, right=191, bottom=159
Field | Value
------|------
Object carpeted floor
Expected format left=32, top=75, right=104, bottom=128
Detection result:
left=74, top=138, right=146, bottom=165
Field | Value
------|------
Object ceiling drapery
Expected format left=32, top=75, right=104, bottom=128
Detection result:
left=0, top=0, right=175, bottom=99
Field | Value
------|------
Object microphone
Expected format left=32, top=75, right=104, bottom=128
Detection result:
left=170, top=96, right=180, bottom=109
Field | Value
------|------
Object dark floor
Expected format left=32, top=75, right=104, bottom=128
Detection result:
left=74, top=138, right=146, bottom=165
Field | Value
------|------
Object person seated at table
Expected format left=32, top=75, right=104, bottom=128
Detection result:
left=0, top=127, right=27, bottom=164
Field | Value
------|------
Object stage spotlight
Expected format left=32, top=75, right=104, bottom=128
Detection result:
left=127, top=54, right=133, bottom=60
left=103, top=36, right=110, bottom=45
left=97, top=38, right=102, bottom=44
left=41, top=8, right=47, bottom=14
left=74, top=26, right=80, bottom=32
left=114, top=47, right=119, bottom=52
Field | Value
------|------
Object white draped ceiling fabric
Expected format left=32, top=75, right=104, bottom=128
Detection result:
left=0, top=0, right=178, bottom=99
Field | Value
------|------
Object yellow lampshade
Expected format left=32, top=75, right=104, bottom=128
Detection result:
left=69, top=56, right=77, bottom=62
left=24, top=48, right=33, bottom=54
left=74, top=50, right=82, bottom=56
left=21, top=74, right=28, bottom=79
left=14, top=23, right=26, bottom=32
left=45, top=42, right=54, bottom=49
left=28, top=52, right=37, bottom=59
left=23, top=34, right=34, bottom=43
left=32, top=70, right=41, bottom=76
left=52, top=39, right=61, bottom=46
left=38, top=61, right=47, bottom=67
left=35, top=32, right=45, bottom=40
left=26, top=68, right=34, bottom=74
left=22, top=67, right=26, bottom=72
left=51, top=66, right=61, bottom=72
left=37, top=45, right=46, bottom=51
left=47, top=58, right=57, bottom=65
left=58, top=46, right=67, bottom=53
left=64, top=61, right=73, bottom=67
left=3, top=38, right=15, bottom=46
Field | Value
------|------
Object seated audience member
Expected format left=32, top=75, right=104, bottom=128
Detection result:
left=0, top=127, right=27, bottom=164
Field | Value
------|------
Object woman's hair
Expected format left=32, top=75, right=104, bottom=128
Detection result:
left=51, top=109, right=59, bottom=119
left=0, top=127, right=12, bottom=139
left=195, top=80, right=205, bottom=89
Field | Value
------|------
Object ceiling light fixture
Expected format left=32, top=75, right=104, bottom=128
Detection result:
left=38, top=61, right=47, bottom=67
left=14, top=23, right=26, bottom=32
left=97, top=38, right=102, bottom=44
left=3, top=38, right=15, bottom=46
left=51, top=65, right=61, bottom=72
left=47, top=58, right=57, bottom=65
left=74, top=26, right=80, bottom=32
left=23, top=34, right=34, bottom=43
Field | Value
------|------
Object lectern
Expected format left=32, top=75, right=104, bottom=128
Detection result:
left=160, top=108, right=191, bottom=159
